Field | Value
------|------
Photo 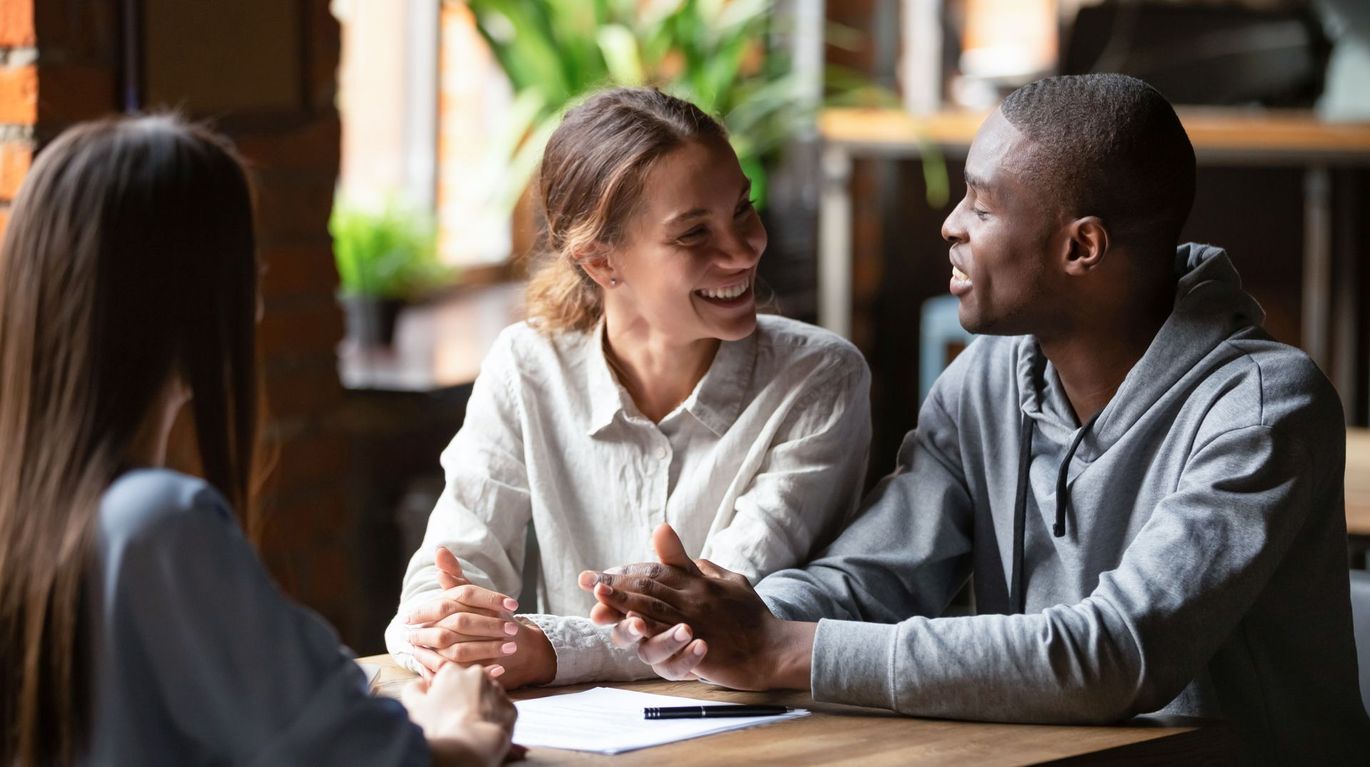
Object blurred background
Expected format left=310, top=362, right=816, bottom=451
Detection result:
left=0, top=0, right=1364, bottom=653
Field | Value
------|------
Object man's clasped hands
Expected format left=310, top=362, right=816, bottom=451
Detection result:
left=404, top=524, right=814, bottom=692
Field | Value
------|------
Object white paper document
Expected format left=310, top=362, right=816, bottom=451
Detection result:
left=512, top=686, right=810, bottom=754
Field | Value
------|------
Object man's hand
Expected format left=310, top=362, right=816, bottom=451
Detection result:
left=405, top=547, right=522, bottom=680
left=579, top=524, right=816, bottom=691
left=596, top=525, right=709, bottom=681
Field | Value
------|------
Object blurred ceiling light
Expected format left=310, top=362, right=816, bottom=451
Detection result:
left=961, top=0, right=1058, bottom=82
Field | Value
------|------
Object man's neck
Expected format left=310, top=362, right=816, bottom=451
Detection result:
left=1038, top=293, right=1171, bottom=426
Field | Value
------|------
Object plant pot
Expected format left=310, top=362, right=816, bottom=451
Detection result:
left=340, top=295, right=405, bottom=348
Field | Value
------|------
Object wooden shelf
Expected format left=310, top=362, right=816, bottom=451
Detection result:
left=819, top=107, right=1370, bottom=165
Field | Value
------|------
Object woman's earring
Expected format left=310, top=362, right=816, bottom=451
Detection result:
left=610, top=277, right=618, bottom=286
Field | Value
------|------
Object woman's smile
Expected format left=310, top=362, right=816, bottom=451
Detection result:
left=694, top=273, right=754, bottom=306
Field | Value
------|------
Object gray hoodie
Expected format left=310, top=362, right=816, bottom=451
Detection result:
left=757, top=244, right=1370, bottom=764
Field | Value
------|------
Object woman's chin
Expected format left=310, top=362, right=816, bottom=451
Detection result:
left=709, top=313, right=758, bottom=342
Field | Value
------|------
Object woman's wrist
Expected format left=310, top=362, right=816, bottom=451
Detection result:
left=515, top=616, right=558, bottom=687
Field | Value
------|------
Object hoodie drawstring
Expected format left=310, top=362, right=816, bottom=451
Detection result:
left=1054, top=411, right=1101, bottom=537
left=1010, top=414, right=1035, bottom=614
left=1010, top=410, right=1101, bottom=614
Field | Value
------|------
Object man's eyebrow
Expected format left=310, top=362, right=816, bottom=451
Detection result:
left=964, top=171, right=991, bottom=193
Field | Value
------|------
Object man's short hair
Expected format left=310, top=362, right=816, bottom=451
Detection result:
left=1000, top=74, right=1196, bottom=253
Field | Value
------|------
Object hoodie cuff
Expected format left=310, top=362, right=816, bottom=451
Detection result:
left=811, top=619, right=899, bottom=710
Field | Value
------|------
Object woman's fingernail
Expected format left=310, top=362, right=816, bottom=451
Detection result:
left=673, top=625, right=690, bottom=642
left=504, top=622, right=519, bottom=636
left=503, top=597, right=519, bottom=611
left=596, top=582, right=613, bottom=596
left=488, top=665, right=506, bottom=678
left=578, top=571, right=597, bottom=589
left=627, top=621, right=641, bottom=637
left=693, top=642, right=707, bottom=656
left=501, top=642, right=517, bottom=655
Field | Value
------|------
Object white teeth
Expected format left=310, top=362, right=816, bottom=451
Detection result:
left=951, top=266, right=970, bottom=283
left=696, top=280, right=749, bottom=300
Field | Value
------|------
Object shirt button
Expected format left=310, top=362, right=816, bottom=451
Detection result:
left=656, top=446, right=668, bottom=460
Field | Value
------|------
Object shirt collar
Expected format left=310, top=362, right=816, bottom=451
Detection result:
left=678, top=329, right=757, bottom=437
left=586, top=321, right=633, bottom=437
left=584, top=321, right=759, bottom=438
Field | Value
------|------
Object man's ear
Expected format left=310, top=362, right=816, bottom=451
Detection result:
left=1063, top=216, right=1108, bottom=276
left=576, top=243, right=618, bottom=289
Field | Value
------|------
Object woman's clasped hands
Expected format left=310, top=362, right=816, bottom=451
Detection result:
left=405, top=546, right=557, bottom=688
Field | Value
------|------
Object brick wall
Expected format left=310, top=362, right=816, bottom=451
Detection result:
left=0, top=0, right=117, bottom=226
left=0, top=1, right=367, bottom=644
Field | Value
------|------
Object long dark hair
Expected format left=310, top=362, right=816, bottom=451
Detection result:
left=0, top=115, right=259, bottom=764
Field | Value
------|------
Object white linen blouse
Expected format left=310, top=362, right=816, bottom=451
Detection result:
left=385, top=314, right=871, bottom=684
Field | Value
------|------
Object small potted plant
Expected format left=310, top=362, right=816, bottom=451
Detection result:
left=330, top=199, right=449, bottom=347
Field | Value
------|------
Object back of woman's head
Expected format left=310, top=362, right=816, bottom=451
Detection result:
left=0, top=114, right=258, bottom=764
left=526, top=87, right=728, bottom=333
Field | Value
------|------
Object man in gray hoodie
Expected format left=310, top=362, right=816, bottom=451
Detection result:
left=580, top=74, right=1370, bottom=763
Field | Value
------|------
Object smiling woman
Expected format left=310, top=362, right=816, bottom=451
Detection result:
left=386, top=87, right=873, bottom=692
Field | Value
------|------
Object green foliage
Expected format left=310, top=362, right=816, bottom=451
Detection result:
left=330, top=201, right=451, bottom=299
left=460, top=0, right=877, bottom=212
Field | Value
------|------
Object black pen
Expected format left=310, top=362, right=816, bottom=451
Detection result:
left=644, top=705, right=791, bottom=719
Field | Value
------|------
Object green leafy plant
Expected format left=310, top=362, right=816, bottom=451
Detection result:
left=331, top=201, right=450, bottom=299
left=459, top=0, right=908, bottom=213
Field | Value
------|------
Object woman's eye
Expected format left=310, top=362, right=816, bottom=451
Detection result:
left=972, top=207, right=989, bottom=220
left=735, top=198, right=756, bottom=216
left=677, top=226, right=707, bottom=243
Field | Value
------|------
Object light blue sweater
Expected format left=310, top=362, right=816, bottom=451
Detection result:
left=84, top=469, right=426, bottom=765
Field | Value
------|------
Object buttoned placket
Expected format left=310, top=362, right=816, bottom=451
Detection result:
left=648, top=433, right=672, bottom=528
left=618, top=415, right=673, bottom=530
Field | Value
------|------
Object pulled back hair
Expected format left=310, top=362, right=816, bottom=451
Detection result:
left=0, top=115, right=258, bottom=764
left=526, top=87, right=728, bottom=334
left=1000, top=73, right=1196, bottom=254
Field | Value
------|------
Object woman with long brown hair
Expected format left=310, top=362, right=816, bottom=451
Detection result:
left=0, top=115, right=515, bottom=765
left=387, top=87, right=872, bottom=690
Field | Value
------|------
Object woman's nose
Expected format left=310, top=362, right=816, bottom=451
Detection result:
left=719, top=222, right=764, bottom=267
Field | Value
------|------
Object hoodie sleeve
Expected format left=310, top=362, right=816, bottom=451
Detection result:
left=799, top=394, right=1338, bottom=723
left=756, top=365, right=975, bottom=627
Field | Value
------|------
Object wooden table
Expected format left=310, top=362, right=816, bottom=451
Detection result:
left=816, top=107, right=1370, bottom=402
left=358, top=655, right=1231, bottom=765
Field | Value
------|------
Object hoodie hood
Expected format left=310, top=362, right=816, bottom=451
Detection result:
left=1000, top=243, right=1269, bottom=613
left=1016, top=243, right=1266, bottom=453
